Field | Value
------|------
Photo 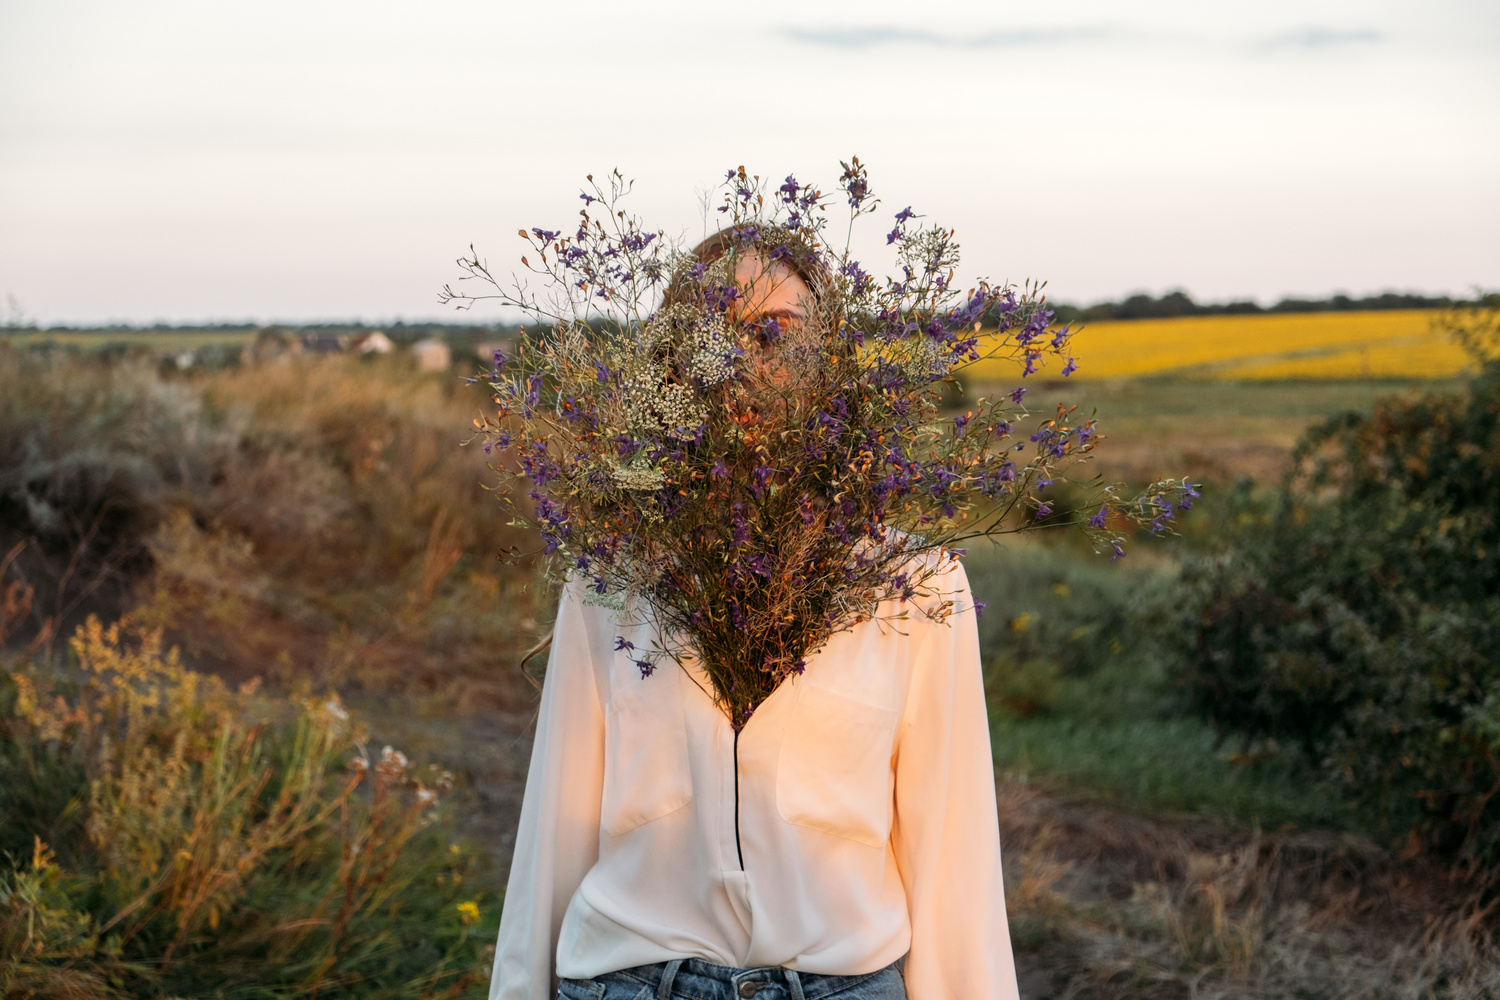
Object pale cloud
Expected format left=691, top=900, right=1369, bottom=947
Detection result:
left=1256, top=27, right=1385, bottom=50
left=779, top=25, right=1114, bottom=49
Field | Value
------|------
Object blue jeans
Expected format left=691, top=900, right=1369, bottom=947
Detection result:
left=558, top=957, right=908, bottom=1000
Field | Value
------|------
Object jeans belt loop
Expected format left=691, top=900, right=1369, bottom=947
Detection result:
left=785, top=969, right=805, bottom=1000
left=658, top=960, right=683, bottom=1000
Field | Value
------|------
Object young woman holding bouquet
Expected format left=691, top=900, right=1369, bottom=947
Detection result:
left=463, top=164, right=1191, bottom=1000
left=488, top=240, right=1020, bottom=1000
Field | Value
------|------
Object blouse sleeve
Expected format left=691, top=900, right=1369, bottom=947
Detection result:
left=890, top=560, right=1019, bottom=1000
left=491, top=579, right=606, bottom=1000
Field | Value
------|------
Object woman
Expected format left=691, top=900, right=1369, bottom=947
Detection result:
left=490, top=237, right=1020, bottom=1000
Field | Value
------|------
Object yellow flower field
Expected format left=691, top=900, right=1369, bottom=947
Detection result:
left=961, top=309, right=1472, bottom=382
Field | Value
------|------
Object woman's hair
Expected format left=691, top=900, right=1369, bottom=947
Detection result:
left=660, top=228, right=829, bottom=313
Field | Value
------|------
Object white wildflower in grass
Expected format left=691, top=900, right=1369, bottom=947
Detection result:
left=611, top=456, right=667, bottom=492
left=380, top=745, right=408, bottom=770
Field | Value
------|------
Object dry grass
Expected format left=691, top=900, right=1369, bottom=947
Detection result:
left=999, top=777, right=1499, bottom=999
left=963, top=310, right=1470, bottom=383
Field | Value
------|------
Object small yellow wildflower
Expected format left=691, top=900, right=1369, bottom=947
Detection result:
left=457, top=900, right=480, bottom=924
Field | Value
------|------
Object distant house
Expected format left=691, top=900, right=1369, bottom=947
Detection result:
left=412, top=339, right=452, bottom=372
left=300, top=333, right=346, bottom=354
left=353, top=331, right=395, bottom=354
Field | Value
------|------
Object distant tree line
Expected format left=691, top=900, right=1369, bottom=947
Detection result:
left=1044, top=290, right=1463, bottom=325
left=6, top=291, right=1471, bottom=341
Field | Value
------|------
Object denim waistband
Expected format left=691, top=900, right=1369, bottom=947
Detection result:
left=588, top=955, right=907, bottom=1000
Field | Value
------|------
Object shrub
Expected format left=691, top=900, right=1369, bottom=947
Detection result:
left=1171, top=302, right=1500, bottom=866
left=0, top=346, right=536, bottom=689
left=1, top=614, right=495, bottom=999
left=0, top=349, right=212, bottom=647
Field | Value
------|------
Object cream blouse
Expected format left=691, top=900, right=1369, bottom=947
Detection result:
left=489, top=559, right=1019, bottom=1000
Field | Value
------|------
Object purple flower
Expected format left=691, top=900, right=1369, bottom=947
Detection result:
left=798, top=493, right=816, bottom=525
left=750, top=463, right=777, bottom=498
left=614, top=636, right=635, bottom=653
left=492, top=347, right=507, bottom=370
left=953, top=413, right=970, bottom=437
left=754, top=316, right=785, bottom=344
left=579, top=192, right=596, bottom=205
left=531, top=227, right=560, bottom=243
left=839, top=160, right=870, bottom=208
left=710, top=457, right=729, bottom=478
left=1110, top=539, right=1126, bottom=562
left=973, top=600, right=989, bottom=619
left=1088, top=506, right=1107, bottom=529
left=1035, top=501, right=1053, bottom=520
left=841, top=259, right=871, bottom=297
left=594, top=361, right=611, bottom=383
left=1061, top=356, right=1078, bottom=377
left=1010, top=386, right=1027, bottom=404
left=635, top=657, right=656, bottom=678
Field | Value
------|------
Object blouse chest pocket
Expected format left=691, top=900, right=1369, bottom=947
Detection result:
left=599, top=671, right=694, bottom=838
left=776, top=683, right=900, bottom=848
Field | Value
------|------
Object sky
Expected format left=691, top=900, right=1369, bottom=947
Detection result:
left=0, top=0, right=1496, bottom=326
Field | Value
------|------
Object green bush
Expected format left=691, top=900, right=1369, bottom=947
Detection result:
left=966, top=540, right=1343, bottom=828
left=1171, top=303, right=1500, bottom=865
left=1, top=616, right=495, bottom=999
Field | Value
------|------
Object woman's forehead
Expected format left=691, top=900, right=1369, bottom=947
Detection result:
left=734, top=254, right=800, bottom=283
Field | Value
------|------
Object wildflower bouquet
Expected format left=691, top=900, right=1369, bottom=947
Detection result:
left=444, top=161, right=1194, bottom=727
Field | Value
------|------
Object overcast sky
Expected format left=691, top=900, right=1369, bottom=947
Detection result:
left=1, top=0, right=1496, bottom=326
